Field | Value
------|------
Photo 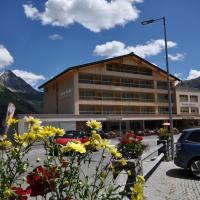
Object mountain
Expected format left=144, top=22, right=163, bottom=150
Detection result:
left=0, top=70, right=42, bottom=101
left=0, top=70, right=43, bottom=130
left=176, top=76, right=200, bottom=89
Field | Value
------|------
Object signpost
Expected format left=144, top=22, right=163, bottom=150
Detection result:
left=4, top=102, right=15, bottom=134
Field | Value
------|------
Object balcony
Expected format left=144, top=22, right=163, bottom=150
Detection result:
left=79, top=95, right=155, bottom=102
left=106, top=63, right=153, bottom=76
left=79, top=110, right=156, bottom=115
left=79, top=78, right=154, bottom=89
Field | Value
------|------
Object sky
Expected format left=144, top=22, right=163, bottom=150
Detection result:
left=0, top=0, right=200, bottom=89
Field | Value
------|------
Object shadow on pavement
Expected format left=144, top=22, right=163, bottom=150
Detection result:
left=166, top=168, right=199, bottom=180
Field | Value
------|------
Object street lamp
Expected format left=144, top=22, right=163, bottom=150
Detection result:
left=141, top=16, right=174, bottom=159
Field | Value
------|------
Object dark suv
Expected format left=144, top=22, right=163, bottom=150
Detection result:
left=174, top=128, right=200, bottom=178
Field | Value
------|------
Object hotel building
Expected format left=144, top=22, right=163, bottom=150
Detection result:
left=27, top=53, right=181, bottom=132
left=176, top=87, right=200, bottom=128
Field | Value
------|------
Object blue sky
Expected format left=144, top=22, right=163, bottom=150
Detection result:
left=0, top=0, right=200, bottom=89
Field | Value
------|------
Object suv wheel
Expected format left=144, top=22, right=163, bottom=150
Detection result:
left=190, top=159, right=200, bottom=178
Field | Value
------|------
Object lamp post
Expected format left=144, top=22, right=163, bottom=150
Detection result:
left=141, top=16, right=174, bottom=159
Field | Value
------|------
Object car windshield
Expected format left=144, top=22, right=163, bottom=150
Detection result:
left=64, top=131, right=82, bottom=138
left=178, top=131, right=188, bottom=143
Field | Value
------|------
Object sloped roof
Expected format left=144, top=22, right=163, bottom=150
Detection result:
left=38, top=52, right=180, bottom=89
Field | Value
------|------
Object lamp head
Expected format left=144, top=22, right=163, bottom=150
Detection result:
left=141, top=19, right=155, bottom=25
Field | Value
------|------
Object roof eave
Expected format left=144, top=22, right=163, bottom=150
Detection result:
left=38, top=52, right=181, bottom=89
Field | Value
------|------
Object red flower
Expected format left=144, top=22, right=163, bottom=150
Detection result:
left=26, top=166, right=59, bottom=196
left=137, top=136, right=143, bottom=141
left=11, top=186, right=27, bottom=200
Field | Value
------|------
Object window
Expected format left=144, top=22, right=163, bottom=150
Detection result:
left=102, top=106, right=113, bottom=114
left=178, top=131, right=187, bottom=143
left=79, top=105, right=96, bottom=114
left=79, top=73, right=92, bottom=83
left=122, top=106, right=133, bottom=114
left=102, top=92, right=113, bottom=100
left=140, top=107, right=155, bottom=114
left=102, top=77, right=112, bottom=85
left=79, top=90, right=95, bottom=100
left=180, top=107, right=189, bottom=113
left=140, top=93, right=154, bottom=102
left=157, top=81, right=173, bottom=90
left=158, top=94, right=168, bottom=102
left=140, top=80, right=154, bottom=88
left=191, top=107, right=199, bottom=114
left=159, top=107, right=169, bottom=114
left=190, top=95, right=198, bottom=102
left=121, top=79, right=138, bottom=87
left=122, top=93, right=134, bottom=101
left=179, top=95, right=188, bottom=102
left=187, top=132, right=200, bottom=143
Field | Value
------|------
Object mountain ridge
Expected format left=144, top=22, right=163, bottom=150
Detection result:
left=176, top=76, right=200, bottom=89
left=0, top=70, right=43, bottom=130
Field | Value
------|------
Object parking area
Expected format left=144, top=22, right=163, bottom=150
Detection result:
left=144, top=161, right=200, bottom=200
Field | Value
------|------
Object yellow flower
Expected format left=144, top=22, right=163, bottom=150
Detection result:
left=120, top=158, right=127, bottom=166
left=107, top=146, right=122, bottom=158
left=41, top=126, right=56, bottom=137
left=14, top=133, right=24, bottom=144
left=25, top=116, right=42, bottom=126
left=6, top=118, right=18, bottom=126
left=137, top=175, right=145, bottom=184
left=92, top=133, right=101, bottom=141
left=3, top=189, right=12, bottom=198
left=31, top=125, right=42, bottom=132
left=86, top=120, right=102, bottom=130
left=127, top=170, right=132, bottom=176
left=0, top=140, right=12, bottom=150
left=0, top=134, right=7, bottom=142
left=130, top=175, right=145, bottom=200
left=14, top=132, right=37, bottom=146
left=23, top=132, right=37, bottom=143
left=54, top=128, right=65, bottom=136
left=83, top=141, right=91, bottom=146
left=90, top=133, right=110, bottom=150
left=63, top=141, right=86, bottom=154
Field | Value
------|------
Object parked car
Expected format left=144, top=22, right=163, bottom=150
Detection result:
left=174, top=128, right=200, bottom=178
left=54, top=130, right=88, bottom=146
left=50, top=131, right=88, bottom=156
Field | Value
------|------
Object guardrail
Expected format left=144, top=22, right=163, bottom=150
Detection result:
left=142, top=143, right=164, bottom=180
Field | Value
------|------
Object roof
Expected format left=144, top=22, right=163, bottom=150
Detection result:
left=176, top=86, right=200, bottom=92
left=38, top=52, right=181, bottom=89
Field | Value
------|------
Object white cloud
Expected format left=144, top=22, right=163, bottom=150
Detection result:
left=187, top=69, right=200, bottom=80
left=94, top=39, right=177, bottom=58
left=23, top=0, right=143, bottom=32
left=12, top=70, right=46, bottom=87
left=174, top=72, right=183, bottom=79
left=0, top=45, right=14, bottom=69
left=48, top=34, right=63, bottom=40
left=168, top=53, right=185, bottom=61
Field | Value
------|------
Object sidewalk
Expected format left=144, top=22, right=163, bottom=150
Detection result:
left=144, top=161, right=200, bottom=200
